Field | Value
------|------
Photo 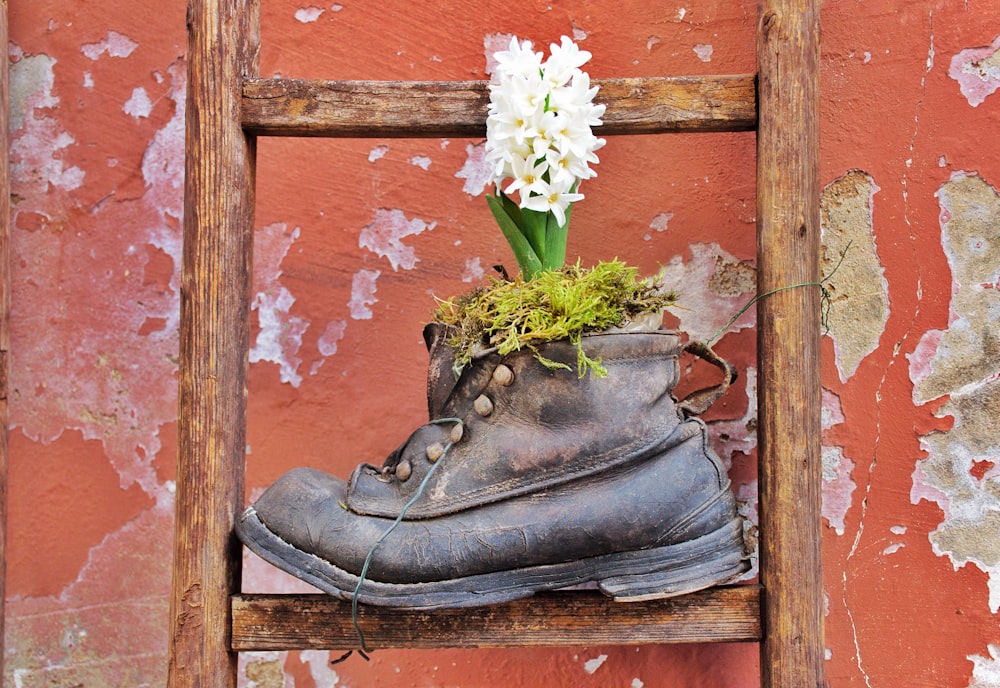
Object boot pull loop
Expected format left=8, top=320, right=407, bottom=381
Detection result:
left=677, top=341, right=738, bottom=418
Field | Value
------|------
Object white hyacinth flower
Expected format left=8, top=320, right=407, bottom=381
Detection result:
left=486, top=35, right=604, bottom=213
left=483, top=35, right=605, bottom=278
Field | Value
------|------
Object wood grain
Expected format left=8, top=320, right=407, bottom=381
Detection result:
left=231, top=586, right=762, bottom=651
left=756, top=1, right=824, bottom=686
left=0, top=1, right=10, bottom=679
left=241, top=75, right=757, bottom=138
left=167, top=0, right=260, bottom=686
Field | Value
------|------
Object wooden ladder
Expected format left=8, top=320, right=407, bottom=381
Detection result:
left=167, top=1, right=823, bottom=686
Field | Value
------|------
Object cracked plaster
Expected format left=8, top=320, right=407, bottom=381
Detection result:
left=909, top=172, right=1000, bottom=614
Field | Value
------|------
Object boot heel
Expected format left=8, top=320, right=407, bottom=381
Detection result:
left=598, top=518, right=749, bottom=601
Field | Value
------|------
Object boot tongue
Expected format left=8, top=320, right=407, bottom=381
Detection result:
left=423, top=323, right=460, bottom=419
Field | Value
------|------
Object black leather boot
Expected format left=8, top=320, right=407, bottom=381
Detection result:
left=237, top=325, right=748, bottom=609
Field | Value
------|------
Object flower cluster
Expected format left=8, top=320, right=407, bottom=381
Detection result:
left=483, top=36, right=606, bottom=279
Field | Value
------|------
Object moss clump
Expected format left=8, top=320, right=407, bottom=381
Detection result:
left=434, top=260, right=677, bottom=377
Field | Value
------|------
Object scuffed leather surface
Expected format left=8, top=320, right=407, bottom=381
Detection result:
left=348, top=328, right=687, bottom=519
left=251, top=419, right=735, bottom=584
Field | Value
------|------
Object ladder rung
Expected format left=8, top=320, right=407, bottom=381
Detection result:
left=231, top=585, right=761, bottom=651
left=241, top=75, right=756, bottom=138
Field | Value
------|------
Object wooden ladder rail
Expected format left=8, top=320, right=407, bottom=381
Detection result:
left=168, top=0, right=821, bottom=686
left=0, top=2, right=10, bottom=682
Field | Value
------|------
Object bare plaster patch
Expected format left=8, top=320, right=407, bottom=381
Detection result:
left=909, top=172, right=1000, bottom=613
left=969, top=644, right=1000, bottom=688
left=820, top=170, right=888, bottom=381
left=483, top=33, right=516, bottom=75
left=693, top=43, right=713, bottom=62
left=821, top=389, right=856, bottom=536
left=10, top=54, right=86, bottom=192
left=949, top=35, right=1000, bottom=107
left=455, top=141, right=491, bottom=197
left=240, top=652, right=288, bottom=688
left=583, top=654, right=608, bottom=674
left=462, top=256, right=485, bottom=282
left=81, top=30, right=139, bottom=60
left=913, top=173, right=1000, bottom=402
left=349, top=269, right=381, bottom=319
left=9, top=54, right=186, bottom=495
left=655, top=242, right=756, bottom=343
left=359, top=208, right=436, bottom=271
left=250, top=223, right=309, bottom=388
left=707, top=367, right=758, bottom=580
left=300, top=650, right=341, bottom=686
left=123, top=86, right=152, bottom=119
left=5, top=504, right=173, bottom=687
left=294, top=7, right=325, bottom=23
left=821, top=446, right=856, bottom=536
left=648, top=211, right=673, bottom=234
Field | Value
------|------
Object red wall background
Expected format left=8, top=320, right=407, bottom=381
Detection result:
left=6, top=1, right=1000, bottom=686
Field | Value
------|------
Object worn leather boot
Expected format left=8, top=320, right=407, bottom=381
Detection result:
left=237, top=324, right=748, bottom=609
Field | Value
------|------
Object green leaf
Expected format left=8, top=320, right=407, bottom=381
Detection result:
left=520, top=207, right=548, bottom=266
left=486, top=194, right=543, bottom=279
left=543, top=204, right=572, bottom=271
left=497, top=188, right=522, bottom=226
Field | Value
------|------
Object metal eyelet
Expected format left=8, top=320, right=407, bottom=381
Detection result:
left=474, top=394, right=494, bottom=416
left=395, top=459, right=412, bottom=482
left=492, top=364, right=515, bottom=386
left=426, top=442, right=445, bottom=463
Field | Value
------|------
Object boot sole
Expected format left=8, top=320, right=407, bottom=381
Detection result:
left=238, top=507, right=750, bottom=609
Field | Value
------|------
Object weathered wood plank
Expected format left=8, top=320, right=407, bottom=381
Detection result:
left=167, top=0, right=260, bottom=686
left=756, top=1, right=824, bottom=687
left=241, top=75, right=757, bottom=138
left=231, top=586, right=762, bottom=651
left=0, top=1, right=10, bottom=679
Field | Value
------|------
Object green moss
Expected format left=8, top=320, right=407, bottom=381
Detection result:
left=434, top=260, right=677, bottom=377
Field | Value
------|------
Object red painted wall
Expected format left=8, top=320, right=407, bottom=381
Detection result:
left=6, top=1, right=1000, bottom=686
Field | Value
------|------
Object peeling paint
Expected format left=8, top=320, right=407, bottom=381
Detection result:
left=11, top=54, right=86, bottom=192
left=368, top=144, right=388, bottom=162
left=455, top=141, right=491, bottom=197
left=483, top=33, right=515, bottom=75
left=10, top=52, right=186, bottom=494
left=6, top=503, right=173, bottom=687
left=123, top=86, right=152, bottom=119
left=583, top=654, right=608, bottom=674
left=317, top=319, right=347, bottom=357
left=250, top=223, right=309, bottom=388
left=300, top=650, right=340, bottom=686
left=462, top=256, right=485, bottom=282
left=909, top=172, right=1000, bottom=614
left=822, top=446, right=856, bottom=536
left=913, top=173, right=1000, bottom=401
left=820, top=170, right=889, bottom=381
left=649, top=211, right=673, bottom=234
left=240, top=652, right=290, bottom=688
left=949, top=35, right=1000, bottom=107
left=294, top=7, right=325, bottom=23
left=693, top=43, right=713, bottom=62
left=358, top=208, right=436, bottom=271
left=81, top=30, right=138, bottom=60
left=821, top=389, right=855, bottom=536
left=708, top=366, right=758, bottom=580
left=656, top=242, right=756, bottom=342
left=349, top=269, right=381, bottom=320
left=411, top=154, right=432, bottom=170
left=969, top=644, right=1000, bottom=688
